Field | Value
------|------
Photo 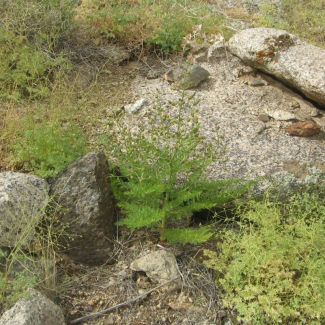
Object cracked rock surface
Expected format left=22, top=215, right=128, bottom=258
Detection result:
left=113, top=39, right=325, bottom=194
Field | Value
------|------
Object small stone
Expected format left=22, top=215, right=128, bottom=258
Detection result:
left=130, top=250, right=180, bottom=286
left=258, top=113, right=270, bottom=122
left=0, top=288, right=65, bottom=325
left=147, top=70, right=159, bottom=79
left=248, top=78, right=266, bottom=87
left=269, top=110, right=296, bottom=121
left=0, top=172, right=49, bottom=249
left=84, top=306, right=92, bottom=312
left=290, top=100, right=300, bottom=109
left=163, top=64, right=210, bottom=89
left=287, top=120, right=321, bottom=137
left=124, top=98, right=148, bottom=113
left=310, top=107, right=320, bottom=117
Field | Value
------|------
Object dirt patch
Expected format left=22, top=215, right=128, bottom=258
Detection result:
left=58, top=228, right=222, bottom=325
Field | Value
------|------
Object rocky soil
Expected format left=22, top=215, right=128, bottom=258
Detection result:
left=58, top=34, right=325, bottom=324
left=1, top=1, right=325, bottom=324
left=99, top=41, right=325, bottom=194
left=58, top=227, right=223, bottom=325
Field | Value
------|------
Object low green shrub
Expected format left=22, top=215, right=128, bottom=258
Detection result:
left=11, top=121, right=88, bottom=178
left=0, top=0, right=77, bottom=100
left=0, top=29, right=69, bottom=101
left=0, top=0, right=77, bottom=52
left=147, top=15, right=190, bottom=53
left=81, top=0, right=231, bottom=53
left=104, top=90, right=254, bottom=244
left=204, top=192, right=325, bottom=324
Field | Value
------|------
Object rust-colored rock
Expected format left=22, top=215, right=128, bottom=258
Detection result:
left=287, top=121, right=321, bottom=137
left=228, top=28, right=325, bottom=106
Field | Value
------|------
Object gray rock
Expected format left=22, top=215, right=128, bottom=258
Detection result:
left=268, top=110, right=296, bottom=121
left=163, top=65, right=210, bottom=89
left=228, top=28, right=325, bottom=106
left=147, top=70, right=159, bottom=79
left=124, top=98, right=148, bottom=113
left=49, top=151, right=116, bottom=266
left=208, top=42, right=228, bottom=64
left=0, top=172, right=49, bottom=249
left=131, top=250, right=181, bottom=286
left=248, top=78, right=267, bottom=87
left=0, top=288, right=65, bottom=325
left=258, top=113, right=270, bottom=122
left=123, top=42, right=325, bottom=198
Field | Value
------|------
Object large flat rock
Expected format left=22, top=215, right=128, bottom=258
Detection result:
left=228, top=28, right=325, bottom=106
left=115, top=41, right=325, bottom=197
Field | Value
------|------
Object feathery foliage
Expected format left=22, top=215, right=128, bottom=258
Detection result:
left=107, top=90, right=255, bottom=243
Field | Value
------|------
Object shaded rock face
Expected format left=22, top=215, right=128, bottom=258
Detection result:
left=228, top=27, right=325, bottom=106
left=0, top=288, right=65, bottom=325
left=49, top=151, right=116, bottom=266
left=0, top=172, right=49, bottom=249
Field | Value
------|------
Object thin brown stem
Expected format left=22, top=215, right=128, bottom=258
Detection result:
left=70, top=275, right=181, bottom=324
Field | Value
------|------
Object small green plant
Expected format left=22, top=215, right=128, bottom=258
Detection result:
left=204, top=192, right=325, bottom=324
left=0, top=261, right=37, bottom=311
left=105, top=90, right=254, bottom=244
left=147, top=16, right=189, bottom=53
left=11, top=120, right=88, bottom=178
left=0, top=200, right=69, bottom=311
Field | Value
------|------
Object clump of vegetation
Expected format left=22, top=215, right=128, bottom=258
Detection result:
left=0, top=200, right=68, bottom=311
left=0, top=250, right=37, bottom=310
left=104, top=90, right=254, bottom=244
left=204, top=192, right=325, bottom=324
left=10, top=120, right=88, bottom=178
left=255, top=0, right=325, bottom=48
left=0, top=0, right=78, bottom=100
left=78, top=0, right=230, bottom=53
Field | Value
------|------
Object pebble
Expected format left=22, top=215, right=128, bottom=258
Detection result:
left=147, top=70, right=159, bottom=79
left=258, top=113, right=270, bottom=122
left=287, top=120, right=321, bottom=137
left=268, top=110, right=296, bottom=121
left=248, top=78, right=267, bottom=87
left=124, top=98, right=148, bottom=113
left=163, top=64, right=210, bottom=89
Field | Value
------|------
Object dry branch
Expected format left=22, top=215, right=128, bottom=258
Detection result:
left=70, top=275, right=181, bottom=324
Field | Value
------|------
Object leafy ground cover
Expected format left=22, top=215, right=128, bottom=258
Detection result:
left=205, top=191, right=325, bottom=324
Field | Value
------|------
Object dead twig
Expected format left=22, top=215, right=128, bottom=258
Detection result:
left=69, top=275, right=181, bottom=324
